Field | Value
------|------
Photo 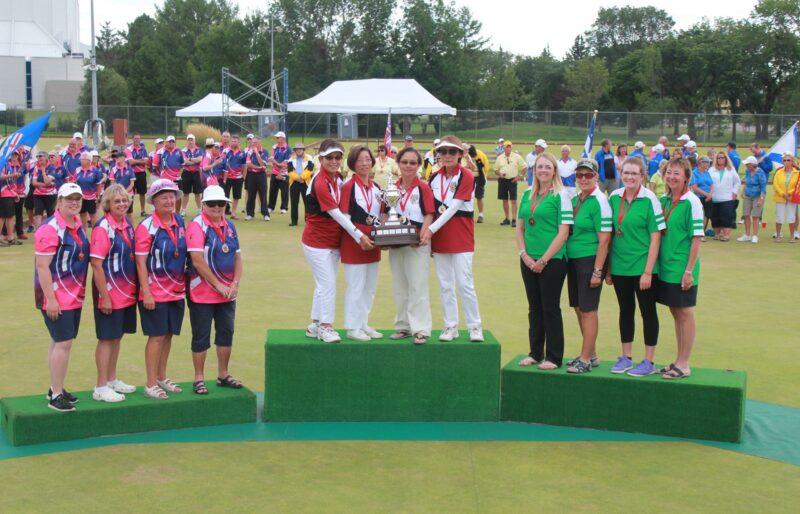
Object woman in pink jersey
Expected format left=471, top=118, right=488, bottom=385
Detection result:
left=339, top=145, right=384, bottom=341
left=302, top=139, right=374, bottom=343
left=419, top=135, right=483, bottom=343
left=186, top=185, right=243, bottom=394
left=135, top=179, right=188, bottom=400
left=34, top=183, right=90, bottom=412
left=75, top=152, right=105, bottom=231
left=0, top=150, right=24, bottom=246
left=89, top=184, right=139, bottom=403
left=30, top=150, right=57, bottom=228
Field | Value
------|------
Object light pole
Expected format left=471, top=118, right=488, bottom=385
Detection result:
left=83, top=0, right=104, bottom=147
left=268, top=11, right=283, bottom=112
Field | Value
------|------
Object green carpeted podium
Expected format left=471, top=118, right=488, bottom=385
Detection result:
left=264, top=329, right=501, bottom=421
left=501, top=355, right=746, bottom=442
left=0, top=382, right=257, bottom=446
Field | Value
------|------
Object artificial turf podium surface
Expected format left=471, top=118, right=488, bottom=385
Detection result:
left=264, top=329, right=501, bottom=421
left=501, top=355, right=746, bottom=443
left=0, top=383, right=257, bottom=446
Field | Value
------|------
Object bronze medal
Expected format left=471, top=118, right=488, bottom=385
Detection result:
left=174, top=250, right=180, bottom=258
left=221, top=243, right=230, bottom=254
left=365, top=215, right=373, bottom=225
left=78, top=252, right=85, bottom=261
left=528, top=218, right=535, bottom=225
left=616, top=228, right=623, bottom=237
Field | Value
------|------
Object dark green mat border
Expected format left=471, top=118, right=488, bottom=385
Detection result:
left=1, top=397, right=797, bottom=467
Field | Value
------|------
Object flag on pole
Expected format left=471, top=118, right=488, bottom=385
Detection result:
left=767, top=121, right=798, bottom=168
left=0, top=112, right=52, bottom=171
left=384, top=111, right=392, bottom=153
left=581, top=110, right=598, bottom=158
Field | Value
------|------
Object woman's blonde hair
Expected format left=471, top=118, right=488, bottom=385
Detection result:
left=100, top=183, right=130, bottom=213
left=532, top=152, right=564, bottom=194
left=713, top=151, right=734, bottom=171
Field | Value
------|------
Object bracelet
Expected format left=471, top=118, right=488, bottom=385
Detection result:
left=539, top=259, right=548, bottom=267
left=684, top=270, right=693, bottom=275
left=518, top=250, right=527, bottom=257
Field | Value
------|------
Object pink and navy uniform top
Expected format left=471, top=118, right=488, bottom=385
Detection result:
left=271, top=144, right=291, bottom=175
left=159, top=148, right=185, bottom=182
left=200, top=152, right=226, bottom=187
left=183, top=146, right=203, bottom=173
left=135, top=213, right=187, bottom=303
left=111, top=164, right=135, bottom=190
left=34, top=211, right=90, bottom=311
left=0, top=164, right=22, bottom=198
left=49, top=165, right=71, bottom=190
left=225, top=148, right=246, bottom=180
left=339, top=178, right=384, bottom=265
left=90, top=214, right=137, bottom=309
left=125, top=144, right=148, bottom=174
left=246, top=148, right=269, bottom=172
left=149, top=148, right=163, bottom=176
left=75, top=167, right=105, bottom=200
left=186, top=213, right=240, bottom=304
left=61, top=150, right=82, bottom=175
left=32, top=164, right=57, bottom=196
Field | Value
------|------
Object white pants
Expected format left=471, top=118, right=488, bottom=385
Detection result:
left=389, top=245, right=432, bottom=336
left=343, top=261, right=379, bottom=330
left=433, top=252, right=481, bottom=329
left=303, top=244, right=340, bottom=324
left=776, top=202, right=798, bottom=224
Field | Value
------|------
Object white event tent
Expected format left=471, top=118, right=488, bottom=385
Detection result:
left=176, top=93, right=258, bottom=117
left=287, top=79, right=456, bottom=115
left=0, top=102, right=6, bottom=111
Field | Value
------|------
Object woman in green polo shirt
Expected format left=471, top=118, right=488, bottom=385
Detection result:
left=564, top=159, right=613, bottom=373
left=658, top=157, right=703, bottom=379
left=606, top=157, right=665, bottom=377
left=515, top=153, right=573, bottom=370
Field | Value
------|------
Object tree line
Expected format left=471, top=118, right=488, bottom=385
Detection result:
left=84, top=0, right=800, bottom=139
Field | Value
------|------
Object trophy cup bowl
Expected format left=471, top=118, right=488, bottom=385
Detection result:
left=371, top=182, right=420, bottom=247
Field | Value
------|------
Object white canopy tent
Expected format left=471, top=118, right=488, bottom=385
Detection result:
left=287, top=79, right=456, bottom=115
left=175, top=93, right=258, bottom=117
left=0, top=102, right=6, bottom=111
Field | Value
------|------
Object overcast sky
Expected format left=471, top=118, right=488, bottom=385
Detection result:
left=79, top=0, right=757, bottom=58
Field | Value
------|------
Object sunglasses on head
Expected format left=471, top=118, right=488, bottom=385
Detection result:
left=437, top=148, right=460, bottom=156
left=205, top=200, right=227, bottom=208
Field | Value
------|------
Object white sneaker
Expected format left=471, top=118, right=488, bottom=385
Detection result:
left=438, top=326, right=459, bottom=342
left=107, top=379, right=136, bottom=394
left=362, top=326, right=383, bottom=339
left=346, top=329, right=371, bottom=341
left=264, top=215, right=271, bottom=221
left=736, top=234, right=751, bottom=242
left=245, top=215, right=253, bottom=221
left=305, top=322, right=320, bottom=338
left=468, top=325, right=484, bottom=342
left=280, top=209, right=288, bottom=214
left=752, top=235, right=759, bottom=244
left=795, top=232, right=800, bottom=240
left=318, top=326, right=341, bottom=343
left=92, top=386, right=125, bottom=403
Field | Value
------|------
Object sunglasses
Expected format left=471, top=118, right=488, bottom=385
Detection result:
left=783, top=159, right=793, bottom=162
left=205, top=200, right=227, bottom=208
left=399, top=160, right=419, bottom=166
left=575, top=172, right=595, bottom=179
left=322, top=154, right=343, bottom=161
left=437, top=148, right=460, bottom=156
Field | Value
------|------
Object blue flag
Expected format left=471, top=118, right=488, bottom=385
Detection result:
left=0, top=112, right=52, bottom=170
left=581, top=110, right=597, bottom=159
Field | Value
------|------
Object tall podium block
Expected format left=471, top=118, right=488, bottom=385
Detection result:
left=265, top=329, right=501, bottom=422
left=1, top=383, right=257, bottom=446
left=501, top=356, right=746, bottom=442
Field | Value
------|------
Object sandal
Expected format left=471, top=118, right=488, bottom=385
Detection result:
left=413, top=333, right=428, bottom=345
left=193, top=380, right=209, bottom=395
left=217, top=375, right=243, bottom=388
left=662, top=367, right=691, bottom=379
left=518, top=356, right=539, bottom=366
left=144, top=385, right=168, bottom=400
left=390, top=330, right=412, bottom=340
left=537, top=361, right=559, bottom=370
left=157, top=378, right=182, bottom=393
left=659, top=363, right=676, bottom=374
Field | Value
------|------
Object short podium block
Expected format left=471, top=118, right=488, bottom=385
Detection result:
left=1, top=383, right=257, bottom=446
left=501, top=356, right=746, bottom=443
left=264, top=329, right=501, bottom=422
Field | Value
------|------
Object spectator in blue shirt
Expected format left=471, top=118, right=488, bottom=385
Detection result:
left=648, top=144, right=666, bottom=177
left=595, top=138, right=618, bottom=193
left=630, top=141, right=648, bottom=169
left=690, top=156, right=714, bottom=235
left=750, top=143, right=774, bottom=181
left=727, top=141, right=741, bottom=172
left=738, top=156, right=767, bottom=243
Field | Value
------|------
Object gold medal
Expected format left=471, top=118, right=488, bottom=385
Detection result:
left=438, top=205, right=446, bottom=214
left=365, top=215, right=373, bottom=225
left=221, top=243, right=230, bottom=253
left=400, top=216, right=408, bottom=225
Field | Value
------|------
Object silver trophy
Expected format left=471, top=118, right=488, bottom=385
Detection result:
left=371, top=182, right=420, bottom=247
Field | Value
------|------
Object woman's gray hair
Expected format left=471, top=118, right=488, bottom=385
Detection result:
left=100, top=183, right=130, bottom=213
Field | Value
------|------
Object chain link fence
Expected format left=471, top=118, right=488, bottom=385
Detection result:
left=2, top=105, right=798, bottom=147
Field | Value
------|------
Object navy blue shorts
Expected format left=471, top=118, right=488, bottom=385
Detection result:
left=188, top=300, right=236, bottom=353
left=95, top=304, right=137, bottom=340
left=138, top=299, right=185, bottom=337
left=42, top=308, right=82, bottom=342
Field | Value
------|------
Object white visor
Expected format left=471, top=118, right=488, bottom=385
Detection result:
left=434, top=141, right=463, bottom=151
left=318, top=146, right=345, bottom=157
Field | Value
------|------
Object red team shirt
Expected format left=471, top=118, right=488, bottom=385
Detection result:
left=302, top=171, right=343, bottom=249
left=395, top=177, right=435, bottom=228
left=339, top=178, right=383, bottom=264
left=429, top=164, right=475, bottom=254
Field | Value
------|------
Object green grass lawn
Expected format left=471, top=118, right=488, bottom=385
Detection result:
left=0, top=175, right=798, bottom=510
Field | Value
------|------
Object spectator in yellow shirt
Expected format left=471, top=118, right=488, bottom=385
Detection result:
left=494, top=141, right=527, bottom=227
left=772, top=153, right=800, bottom=242
left=287, top=142, right=315, bottom=226
left=372, top=146, right=399, bottom=190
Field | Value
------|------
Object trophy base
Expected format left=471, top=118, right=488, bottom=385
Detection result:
left=371, top=221, right=420, bottom=247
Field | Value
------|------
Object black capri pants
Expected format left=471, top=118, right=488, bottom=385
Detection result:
left=611, top=274, right=659, bottom=346
left=520, top=257, right=567, bottom=366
